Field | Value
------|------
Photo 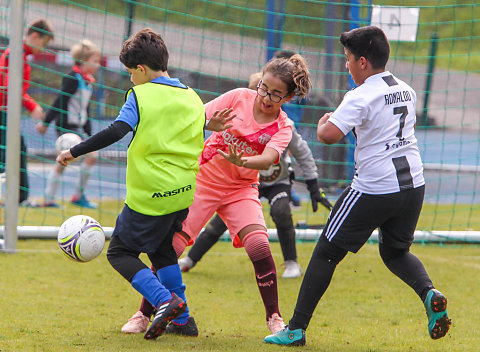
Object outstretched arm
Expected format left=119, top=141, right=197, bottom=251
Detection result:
left=57, top=120, right=131, bottom=166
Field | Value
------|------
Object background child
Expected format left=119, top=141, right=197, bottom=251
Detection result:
left=265, top=26, right=451, bottom=346
left=0, top=19, right=54, bottom=206
left=37, top=39, right=101, bottom=208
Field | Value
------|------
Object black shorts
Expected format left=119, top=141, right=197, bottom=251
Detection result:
left=111, top=204, right=188, bottom=254
left=259, top=183, right=292, bottom=204
left=321, top=185, right=425, bottom=252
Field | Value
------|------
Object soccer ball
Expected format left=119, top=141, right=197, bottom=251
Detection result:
left=58, top=215, right=105, bottom=262
left=55, top=133, right=82, bottom=153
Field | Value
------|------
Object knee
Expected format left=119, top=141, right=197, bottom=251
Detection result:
left=106, top=237, right=126, bottom=269
left=106, top=246, right=119, bottom=269
left=84, top=152, right=97, bottom=165
left=270, top=197, right=292, bottom=224
left=314, top=238, right=348, bottom=265
left=242, top=230, right=271, bottom=262
left=379, top=243, right=408, bottom=264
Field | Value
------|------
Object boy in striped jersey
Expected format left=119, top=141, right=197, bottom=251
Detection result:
left=265, top=25, right=451, bottom=346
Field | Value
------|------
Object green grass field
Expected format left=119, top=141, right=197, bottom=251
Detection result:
left=0, top=239, right=478, bottom=351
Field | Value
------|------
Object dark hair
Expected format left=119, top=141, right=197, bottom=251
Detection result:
left=340, top=25, right=389, bottom=69
left=119, top=28, right=168, bottom=71
left=27, top=19, right=54, bottom=39
left=274, top=50, right=296, bottom=60
left=262, top=54, right=311, bottom=98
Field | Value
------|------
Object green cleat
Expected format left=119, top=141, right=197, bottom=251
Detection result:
left=264, top=326, right=306, bottom=346
left=423, top=288, right=451, bottom=339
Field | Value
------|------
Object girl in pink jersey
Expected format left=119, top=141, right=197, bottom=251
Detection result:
left=122, top=54, right=312, bottom=337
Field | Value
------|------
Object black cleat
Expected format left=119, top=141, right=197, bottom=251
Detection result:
left=144, top=293, right=187, bottom=340
left=165, top=316, right=198, bottom=336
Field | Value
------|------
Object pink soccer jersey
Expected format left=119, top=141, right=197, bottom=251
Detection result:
left=199, top=88, right=292, bottom=187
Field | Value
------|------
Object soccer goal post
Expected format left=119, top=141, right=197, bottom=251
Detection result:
left=1, top=0, right=24, bottom=253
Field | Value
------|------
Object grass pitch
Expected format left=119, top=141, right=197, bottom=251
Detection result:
left=0, top=239, right=478, bottom=351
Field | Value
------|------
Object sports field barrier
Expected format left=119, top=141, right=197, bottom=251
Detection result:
left=1, top=1, right=479, bottom=252
left=2, top=226, right=480, bottom=245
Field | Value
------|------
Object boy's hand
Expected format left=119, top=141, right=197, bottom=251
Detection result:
left=30, top=105, right=45, bottom=121
left=217, top=143, right=246, bottom=167
left=56, top=149, right=74, bottom=166
left=35, top=122, right=48, bottom=134
left=206, top=108, right=235, bottom=132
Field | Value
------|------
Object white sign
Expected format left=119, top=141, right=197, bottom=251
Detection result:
left=370, top=5, right=420, bottom=42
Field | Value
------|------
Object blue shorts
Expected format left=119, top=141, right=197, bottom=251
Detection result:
left=112, top=204, right=188, bottom=253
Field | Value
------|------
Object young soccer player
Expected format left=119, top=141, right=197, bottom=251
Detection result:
left=174, top=73, right=331, bottom=279
left=57, top=28, right=231, bottom=340
left=121, top=53, right=312, bottom=336
left=176, top=114, right=332, bottom=278
left=36, top=39, right=101, bottom=208
left=0, top=19, right=54, bottom=206
left=264, top=26, right=451, bottom=346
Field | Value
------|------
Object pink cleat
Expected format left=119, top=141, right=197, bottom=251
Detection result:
left=267, top=313, right=286, bottom=334
left=121, top=311, right=150, bottom=334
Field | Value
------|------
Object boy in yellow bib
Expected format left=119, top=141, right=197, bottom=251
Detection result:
left=57, top=28, right=232, bottom=341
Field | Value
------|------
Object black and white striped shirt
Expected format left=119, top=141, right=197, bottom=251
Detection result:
left=329, top=71, right=424, bottom=194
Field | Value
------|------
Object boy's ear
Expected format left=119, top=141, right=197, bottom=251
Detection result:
left=360, top=56, right=368, bottom=69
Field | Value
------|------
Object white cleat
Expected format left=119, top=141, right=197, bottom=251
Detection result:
left=282, top=260, right=303, bottom=279
left=121, top=311, right=150, bottom=334
left=178, top=256, right=195, bottom=272
left=267, top=313, right=286, bottom=334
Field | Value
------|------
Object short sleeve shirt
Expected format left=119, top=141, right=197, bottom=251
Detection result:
left=199, top=88, right=292, bottom=187
left=329, top=71, right=424, bottom=194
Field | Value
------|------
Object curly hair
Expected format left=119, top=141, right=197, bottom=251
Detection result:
left=262, top=54, right=312, bottom=98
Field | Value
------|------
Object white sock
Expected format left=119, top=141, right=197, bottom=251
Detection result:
left=45, top=167, right=63, bottom=203
left=76, top=163, right=93, bottom=197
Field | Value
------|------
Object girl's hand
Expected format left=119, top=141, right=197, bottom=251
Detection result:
left=217, top=143, right=246, bottom=167
left=56, top=149, right=75, bottom=166
left=206, top=108, right=236, bottom=132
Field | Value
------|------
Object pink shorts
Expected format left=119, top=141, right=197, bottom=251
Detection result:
left=182, top=179, right=266, bottom=247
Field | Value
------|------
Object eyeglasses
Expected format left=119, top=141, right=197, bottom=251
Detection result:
left=256, top=81, right=288, bottom=103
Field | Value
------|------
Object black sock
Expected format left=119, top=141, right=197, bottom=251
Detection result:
left=420, top=286, right=435, bottom=302
left=289, top=239, right=347, bottom=331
